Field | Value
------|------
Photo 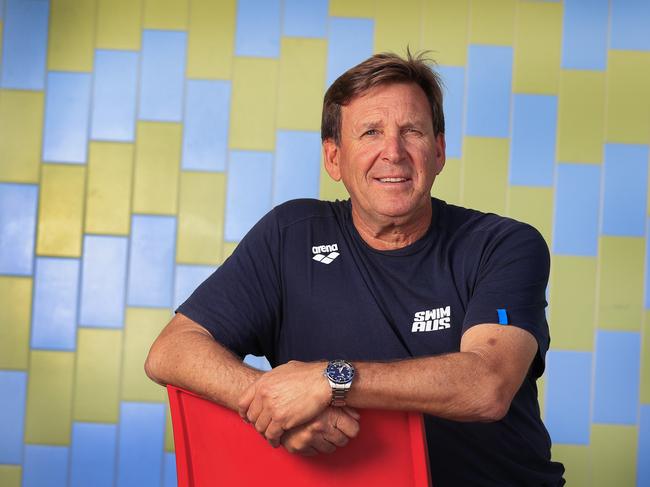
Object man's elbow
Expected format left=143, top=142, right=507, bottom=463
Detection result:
left=144, top=343, right=167, bottom=386
left=475, top=381, right=513, bottom=422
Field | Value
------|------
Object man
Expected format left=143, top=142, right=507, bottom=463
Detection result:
left=146, top=52, right=565, bottom=485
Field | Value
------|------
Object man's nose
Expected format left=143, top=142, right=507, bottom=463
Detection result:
left=381, top=133, right=406, bottom=163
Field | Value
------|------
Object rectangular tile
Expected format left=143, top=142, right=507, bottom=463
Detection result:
left=421, top=1, right=469, bottom=66
left=273, top=131, right=321, bottom=205
left=31, top=258, right=79, bottom=351
left=70, top=423, right=117, bottom=487
left=174, top=264, right=215, bottom=309
left=326, top=17, right=374, bottom=87
left=0, top=465, right=21, bottom=487
left=91, top=50, right=138, bottom=142
left=507, top=186, right=554, bottom=245
left=0, top=276, right=32, bottom=369
left=283, top=0, right=327, bottom=37
left=127, top=215, right=176, bottom=308
left=176, top=172, right=225, bottom=265
left=234, top=0, right=281, bottom=57
left=25, top=351, right=75, bottom=444
left=319, top=161, right=350, bottom=202
left=462, top=137, right=509, bottom=215
left=23, top=445, right=69, bottom=487
left=163, top=452, right=176, bottom=487
left=0, top=0, right=48, bottom=90
left=591, top=425, right=638, bottom=487
left=224, top=151, right=273, bottom=241
left=0, top=371, right=27, bottom=464
left=181, top=80, right=230, bottom=171
left=47, top=0, right=96, bottom=71
left=139, top=30, right=187, bottom=122
left=165, top=402, right=174, bottom=452
left=437, top=66, right=465, bottom=158
left=610, top=0, right=650, bottom=51
left=642, top=312, right=650, bottom=402
left=186, top=0, right=235, bottom=79
left=468, top=0, right=515, bottom=46
left=42, top=72, right=92, bottom=163
left=640, top=405, right=650, bottom=486
left=374, top=0, right=421, bottom=54
left=96, top=0, right=142, bottom=50
left=0, top=89, right=44, bottom=182
left=143, top=0, right=188, bottom=29
left=0, top=183, right=37, bottom=274
left=36, top=164, right=86, bottom=256
left=550, top=444, right=590, bottom=487
left=328, top=0, right=375, bottom=17
left=431, top=158, right=461, bottom=206
left=561, top=0, right=608, bottom=70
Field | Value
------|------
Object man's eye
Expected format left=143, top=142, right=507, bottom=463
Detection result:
left=405, top=128, right=422, bottom=135
left=363, top=129, right=378, bottom=136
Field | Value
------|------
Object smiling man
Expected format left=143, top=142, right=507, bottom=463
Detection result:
left=146, top=52, right=565, bottom=486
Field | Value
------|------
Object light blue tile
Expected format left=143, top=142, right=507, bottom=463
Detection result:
left=601, top=144, right=648, bottom=237
left=646, top=218, right=650, bottom=308
left=283, top=0, right=327, bottom=38
left=593, top=330, right=640, bottom=424
left=0, top=371, right=27, bottom=464
left=163, top=452, right=176, bottom=487
left=509, top=95, right=558, bottom=187
left=70, top=423, right=117, bottom=487
left=552, top=163, right=601, bottom=256
left=31, top=257, right=79, bottom=351
left=610, top=0, right=650, bottom=51
left=544, top=351, right=592, bottom=444
left=466, top=45, right=513, bottom=138
left=224, top=151, right=273, bottom=241
left=80, top=235, right=128, bottom=328
left=244, top=354, right=271, bottom=371
left=91, top=50, right=139, bottom=142
left=139, top=30, right=187, bottom=122
left=326, top=17, right=374, bottom=88
left=438, top=65, right=465, bottom=158
left=174, top=264, right=216, bottom=310
left=235, top=0, right=281, bottom=57
left=639, top=405, right=650, bottom=487
left=23, top=445, right=69, bottom=487
left=0, top=183, right=38, bottom=275
left=42, top=72, right=92, bottom=163
left=0, top=0, right=49, bottom=90
left=273, top=130, right=320, bottom=205
left=127, top=215, right=176, bottom=307
left=181, top=79, right=231, bottom=172
left=561, top=0, right=608, bottom=70
left=116, top=402, right=165, bottom=487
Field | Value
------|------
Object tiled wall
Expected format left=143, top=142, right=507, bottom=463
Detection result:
left=0, top=0, right=649, bottom=486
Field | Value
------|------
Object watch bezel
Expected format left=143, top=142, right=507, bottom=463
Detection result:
left=325, top=360, right=355, bottom=384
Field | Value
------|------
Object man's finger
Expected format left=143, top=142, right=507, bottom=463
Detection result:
left=322, top=426, right=349, bottom=447
left=333, top=411, right=360, bottom=439
left=265, top=420, right=285, bottom=444
left=237, top=385, right=256, bottom=420
left=246, top=395, right=263, bottom=424
left=310, top=436, right=337, bottom=454
left=254, top=410, right=272, bottom=435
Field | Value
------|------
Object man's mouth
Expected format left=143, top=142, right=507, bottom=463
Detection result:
left=377, top=177, right=408, bottom=183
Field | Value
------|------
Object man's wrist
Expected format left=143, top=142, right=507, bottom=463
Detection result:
left=324, top=360, right=355, bottom=406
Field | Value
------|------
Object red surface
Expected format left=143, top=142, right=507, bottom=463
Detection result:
left=167, top=385, right=431, bottom=487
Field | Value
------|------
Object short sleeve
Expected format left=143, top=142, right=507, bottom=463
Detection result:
left=175, top=209, right=282, bottom=364
left=462, top=222, right=550, bottom=378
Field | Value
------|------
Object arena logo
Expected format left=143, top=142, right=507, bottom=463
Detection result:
left=312, top=243, right=340, bottom=264
left=411, top=306, right=451, bottom=332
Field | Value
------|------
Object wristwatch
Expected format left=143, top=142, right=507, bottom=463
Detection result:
left=324, top=359, right=355, bottom=406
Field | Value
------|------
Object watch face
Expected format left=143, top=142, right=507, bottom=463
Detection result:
left=326, top=360, right=355, bottom=384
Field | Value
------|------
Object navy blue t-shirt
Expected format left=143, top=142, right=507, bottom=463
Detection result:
left=177, top=198, right=565, bottom=486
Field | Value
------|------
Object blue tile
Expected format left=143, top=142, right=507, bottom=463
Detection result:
left=224, top=151, right=273, bottom=241
left=117, top=402, right=165, bottom=487
left=174, top=264, right=216, bottom=310
left=0, top=0, right=49, bottom=90
left=593, top=330, right=640, bottom=424
left=235, top=0, right=281, bottom=57
left=163, top=453, right=177, bottom=487
left=283, top=0, right=327, bottom=38
left=438, top=65, right=465, bottom=158
left=601, top=144, right=648, bottom=237
left=0, top=371, right=27, bottom=464
left=80, top=236, right=128, bottom=328
left=610, top=0, right=650, bottom=51
left=552, top=164, right=601, bottom=256
left=0, top=183, right=38, bottom=275
left=639, top=405, right=650, bottom=486
left=23, top=445, right=69, bottom=487
left=70, top=423, right=117, bottom=487
left=127, top=215, right=176, bottom=307
left=42, top=72, right=92, bottom=163
left=273, top=130, right=321, bottom=205
left=466, top=45, right=513, bottom=138
left=31, top=257, right=79, bottom=351
left=509, top=95, right=558, bottom=187
left=561, top=0, right=608, bottom=70
left=646, top=219, right=650, bottom=308
left=326, top=17, right=374, bottom=87
left=181, top=80, right=231, bottom=172
left=544, top=351, right=592, bottom=444
left=91, top=50, right=139, bottom=142
left=139, top=30, right=187, bottom=122
left=244, top=354, right=272, bottom=371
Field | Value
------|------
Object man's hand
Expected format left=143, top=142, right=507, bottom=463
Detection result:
left=237, top=360, right=331, bottom=444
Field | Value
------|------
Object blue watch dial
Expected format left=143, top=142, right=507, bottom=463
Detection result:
left=326, top=360, right=355, bottom=384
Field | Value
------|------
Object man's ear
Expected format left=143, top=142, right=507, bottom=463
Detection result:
left=323, top=138, right=342, bottom=181
left=434, top=133, right=446, bottom=175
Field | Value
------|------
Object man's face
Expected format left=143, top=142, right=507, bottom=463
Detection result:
left=324, top=82, right=445, bottom=226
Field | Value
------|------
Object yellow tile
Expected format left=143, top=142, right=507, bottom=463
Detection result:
left=591, top=425, right=637, bottom=487
left=0, top=277, right=32, bottom=369
left=507, top=186, right=554, bottom=244
left=165, top=402, right=175, bottom=452
left=606, top=50, right=650, bottom=144
left=222, top=241, right=239, bottom=260
left=132, top=122, right=182, bottom=215
left=96, top=0, right=143, bottom=50
left=598, top=237, right=644, bottom=331
left=422, top=0, right=469, bottom=66
left=319, top=162, right=350, bottom=202
left=0, top=90, right=44, bottom=183
left=537, top=375, right=545, bottom=420
left=25, top=351, right=75, bottom=445
left=469, top=0, right=516, bottom=46
left=431, top=157, right=461, bottom=205
left=0, top=465, right=21, bottom=487
left=462, top=137, right=509, bottom=215
left=85, top=142, right=134, bottom=235
left=551, top=444, right=590, bottom=487
left=641, top=311, right=650, bottom=403
left=143, top=0, right=189, bottom=30
left=121, top=307, right=171, bottom=402
left=374, top=0, right=422, bottom=54
left=47, top=0, right=96, bottom=72
left=229, top=58, right=279, bottom=151
left=557, top=70, right=606, bottom=164
left=177, top=172, right=226, bottom=265
left=277, top=38, right=327, bottom=132
left=187, top=0, right=235, bottom=79
left=329, top=0, right=375, bottom=17
left=548, top=256, right=597, bottom=351
left=73, top=328, right=122, bottom=423
left=513, top=2, right=562, bottom=94
left=36, top=164, right=86, bottom=257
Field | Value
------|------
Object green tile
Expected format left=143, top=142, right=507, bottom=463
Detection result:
left=591, top=424, right=638, bottom=487
left=432, top=157, right=461, bottom=206
left=0, top=277, right=32, bottom=369
left=551, top=444, right=590, bottom=487
left=507, top=186, right=554, bottom=245
left=0, top=465, right=22, bottom=487
left=641, top=312, right=650, bottom=403
left=462, top=137, right=509, bottom=215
